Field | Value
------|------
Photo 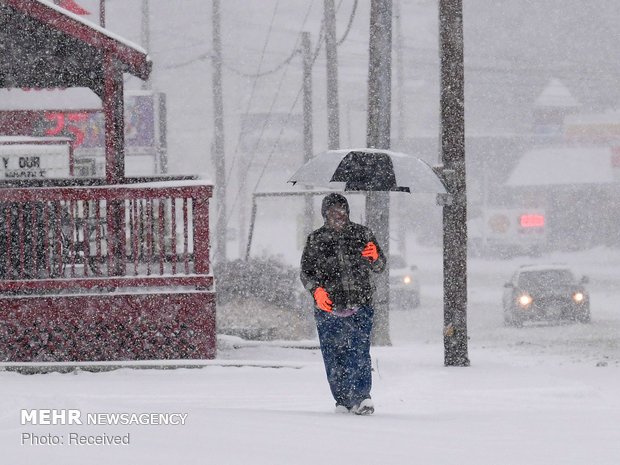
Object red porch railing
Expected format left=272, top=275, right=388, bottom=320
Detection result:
left=0, top=181, right=215, bottom=362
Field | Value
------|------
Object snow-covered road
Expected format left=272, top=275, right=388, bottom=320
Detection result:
left=2, top=246, right=619, bottom=465
left=401, top=246, right=620, bottom=366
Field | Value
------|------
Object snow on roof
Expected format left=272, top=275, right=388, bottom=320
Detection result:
left=0, top=136, right=72, bottom=143
left=0, top=87, right=101, bottom=111
left=1, top=0, right=151, bottom=81
left=534, top=78, right=580, bottom=108
left=518, top=263, right=571, bottom=272
left=33, top=0, right=148, bottom=55
left=505, top=146, right=616, bottom=186
left=120, top=179, right=214, bottom=189
left=0, top=88, right=154, bottom=111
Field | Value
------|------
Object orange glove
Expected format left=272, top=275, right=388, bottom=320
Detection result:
left=313, top=287, right=333, bottom=312
left=362, top=242, right=379, bottom=262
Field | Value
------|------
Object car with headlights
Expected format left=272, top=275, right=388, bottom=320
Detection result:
left=502, top=264, right=590, bottom=326
left=389, top=255, right=420, bottom=308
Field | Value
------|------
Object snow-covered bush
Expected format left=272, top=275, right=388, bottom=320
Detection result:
left=214, top=258, right=315, bottom=340
left=215, top=258, right=302, bottom=309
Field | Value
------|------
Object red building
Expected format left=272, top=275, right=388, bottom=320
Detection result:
left=0, top=0, right=215, bottom=362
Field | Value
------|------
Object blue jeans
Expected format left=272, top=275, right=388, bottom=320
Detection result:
left=314, top=305, right=373, bottom=408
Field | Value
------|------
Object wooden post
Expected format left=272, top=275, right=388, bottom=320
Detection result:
left=440, top=0, right=469, bottom=367
left=103, top=52, right=126, bottom=275
left=103, top=52, right=125, bottom=185
left=324, top=0, right=340, bottom=150
left=193, top=190, right=212, bottom=275
left=366, top=0, right=392, bottom=346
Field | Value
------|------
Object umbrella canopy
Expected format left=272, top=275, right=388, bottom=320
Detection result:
left=288, top=148, right=446, bottom=193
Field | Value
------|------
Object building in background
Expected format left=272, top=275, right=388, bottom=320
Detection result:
left=0, top=88, right=167, bottom=177
left=398, top=78, right=620, bottom=255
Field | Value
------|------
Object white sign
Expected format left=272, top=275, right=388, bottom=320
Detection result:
left=0, top=143, right=71, bottom=179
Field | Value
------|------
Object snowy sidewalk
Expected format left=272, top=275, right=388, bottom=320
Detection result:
left=2, top=340, right=619, bottom=465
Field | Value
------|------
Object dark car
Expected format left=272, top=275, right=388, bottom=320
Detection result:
left=502, top=264, right=590, bottom=327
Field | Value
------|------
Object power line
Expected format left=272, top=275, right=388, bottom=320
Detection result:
left=224, top=1, right=317, bottom=224
left=164, top=51, right=210, bottom=69
left=151, top=38, right=208, bottom=56
left=227, top=70, right=310, bottom=228
left=237, top=18, right=317, bottom=173
left=164, top=46, right=300, bottom=71
left=219, top=0, right=364, bottom=79
left=305, top=0, right=354, bottom=66
left=336, top=0, right=358, bottom=46
left=225, top=0, right=358, bottom=225
left=221, top=46, right=300, bottom=78
left=310, top=16, right=325, bottom=65
left=164, top=0, right=356, bottom=72
left=220, top=0, right=283, bottom=210
left=251, top=84, right=304, bottom=195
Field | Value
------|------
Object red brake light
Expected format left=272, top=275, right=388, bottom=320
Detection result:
left=520, top=214, right=545, bottom=228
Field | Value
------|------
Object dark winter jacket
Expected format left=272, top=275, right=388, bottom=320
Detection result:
left=300, top=221, right=386, bottom=310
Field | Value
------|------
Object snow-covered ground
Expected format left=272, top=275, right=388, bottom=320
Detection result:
left=2, top=246, right=620, bottom=465
left=3, top=2, right=619, bottom=462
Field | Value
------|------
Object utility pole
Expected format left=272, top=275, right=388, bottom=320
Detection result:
left=99, top=0, right=105, bottom=27
left=394, top=0, right=405, bottom=144
left=141, top=0, right=151, bottom=90
left=394, top=0, right=406, bottom=258
left=366, top=0, right=392, bottom=346
left=324, top=0, right=340, bottom=149
left=439, top=0, right=469, bottom=367
left=212, top=0, right=227, bottom=264
left=302, top=32, right=315, bottom=238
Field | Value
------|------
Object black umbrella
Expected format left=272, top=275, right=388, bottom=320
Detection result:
left=288, top=148, right=446, bottom=193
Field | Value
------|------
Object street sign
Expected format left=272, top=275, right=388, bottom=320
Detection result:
left=0, top=139, right=71, bottom=179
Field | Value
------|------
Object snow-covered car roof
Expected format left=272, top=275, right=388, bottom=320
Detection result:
left=512, top=264, right=582, bottom=283
left=517, top=264, right=572, bottom=272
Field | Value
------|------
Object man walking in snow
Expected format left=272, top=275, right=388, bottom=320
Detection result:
left=300, top=193, right=386, bottom=415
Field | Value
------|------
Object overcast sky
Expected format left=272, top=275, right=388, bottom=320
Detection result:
left=70, top=0, right=619, bottom=173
